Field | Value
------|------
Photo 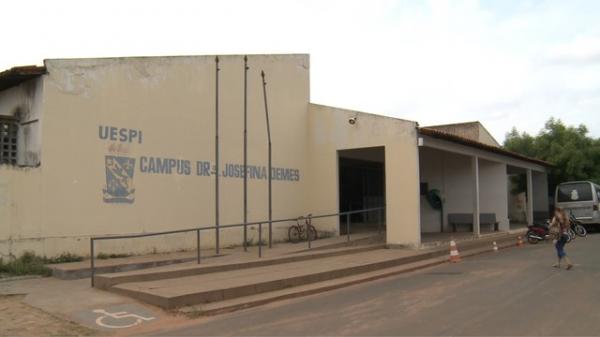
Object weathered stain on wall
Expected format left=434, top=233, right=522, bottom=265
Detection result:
left=1, top=54, right=317, bottom=257
left=1, top=54, right=425, bottom=258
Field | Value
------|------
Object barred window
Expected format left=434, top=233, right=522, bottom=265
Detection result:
left=0, top=118, right=18, bottom=165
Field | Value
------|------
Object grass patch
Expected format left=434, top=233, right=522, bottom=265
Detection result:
left=0, top=251, right=86, bottom=277
left=96, top=252, right=131, bottom=260
left=0, top=252, right=52, bottom=277
left=45, top=252, right=84, bottom=264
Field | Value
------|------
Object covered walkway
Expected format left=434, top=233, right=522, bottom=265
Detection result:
left=418, top=126, right=551, bottom=240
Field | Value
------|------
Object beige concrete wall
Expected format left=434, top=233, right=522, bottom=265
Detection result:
left=2, top=55, right=311, bottom=257
left=0, top=166, right=43, bottom=258
left=307, top=104, right=421, bottom=247
left=478, top=159, right=509, bottom=231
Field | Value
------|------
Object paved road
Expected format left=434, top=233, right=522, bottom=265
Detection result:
left=154, top=234, right=600, bottom=336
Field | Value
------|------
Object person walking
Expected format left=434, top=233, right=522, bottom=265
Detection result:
left=550, top=207, right=574, bottom=270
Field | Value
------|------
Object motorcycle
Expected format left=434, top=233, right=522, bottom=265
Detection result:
left=527, top=214, right=585, bottom=245
left=526, top=221, right=551, bottom=244
left=569, top=213, right=587, bottom=237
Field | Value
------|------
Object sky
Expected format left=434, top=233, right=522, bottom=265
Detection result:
left=2, top=0, right=599, bottom=142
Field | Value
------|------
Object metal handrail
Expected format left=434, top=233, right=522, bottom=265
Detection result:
left=89, top=206, right=385, bottom=287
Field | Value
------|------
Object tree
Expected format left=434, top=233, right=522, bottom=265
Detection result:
left=504, top=118, right=600, bottom=195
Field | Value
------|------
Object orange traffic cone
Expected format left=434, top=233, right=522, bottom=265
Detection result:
left=493, top=241, right=499, bottom=252
left=516, top=236, right=524, bottom=247
left=449, top=240, right=461, bottom=263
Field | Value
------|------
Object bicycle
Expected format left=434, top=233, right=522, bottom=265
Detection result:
left=288, top=214, right=318, bottom=243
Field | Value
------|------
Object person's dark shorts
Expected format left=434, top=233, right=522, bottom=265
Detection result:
left=555, top=234, right=568, bottom=258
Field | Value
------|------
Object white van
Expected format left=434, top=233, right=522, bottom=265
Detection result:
left=555, top=181, right=600, bottom=225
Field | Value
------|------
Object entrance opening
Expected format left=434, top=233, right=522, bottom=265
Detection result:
left=507, top=166, right=527, bottom=230
left=338, top=147, right=385, bottom=234
left=507, top=165, right=550, bottom=230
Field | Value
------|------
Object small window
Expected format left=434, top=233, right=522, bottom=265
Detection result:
left=0, top=117, right=18, bottom=165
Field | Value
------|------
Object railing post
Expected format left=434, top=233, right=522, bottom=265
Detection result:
left=346, top=213, right=350, bottom=242
left=307, top=215, right=312, bottom=249
left=258, top=223, right=262, bottom=258
left=196, top=229, right=201, bottom=264
left=268, top=219, right=272, bottom=249
left=243, top=223, right=248, bottom=252
left=90, top=239, right=95, bottom=288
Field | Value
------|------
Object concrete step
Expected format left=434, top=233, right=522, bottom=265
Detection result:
left=108, top=234, right=520, bottom=309
left=179, top=239, right=517, bottom=317
left=179, top=256, right=448, bottom=316
left=94, top=244, right=385, bottom=289
left=292, top=233, right=385, bottom=252
left=49, top=251, right=208, bottom=280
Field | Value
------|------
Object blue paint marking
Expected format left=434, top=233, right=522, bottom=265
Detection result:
left=98, top=125, right=300, bottom=206
left=99, top=125, right=143, bottom=144
left=196, top=161, right=211, bottom=176
left=103, top=156, right=136, bottom=203
left=140, top=156, right=191, bottom=175
left=221, top=163, right=300, bottom=181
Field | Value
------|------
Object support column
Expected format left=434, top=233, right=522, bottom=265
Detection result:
left=385, top=143, right=421, bottom=248
left=526, top=168, right=534, bottom=226
left=472, top=156, right=480, bottom=237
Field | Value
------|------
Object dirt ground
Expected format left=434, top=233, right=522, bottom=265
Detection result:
left=0, top=294, right=97, bottom=337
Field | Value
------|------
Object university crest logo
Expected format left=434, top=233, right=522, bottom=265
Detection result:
left=103, top=155, right=136, bottom=203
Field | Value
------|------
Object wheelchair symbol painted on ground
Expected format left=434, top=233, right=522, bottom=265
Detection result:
left=92, top=309, right=155, bottom=329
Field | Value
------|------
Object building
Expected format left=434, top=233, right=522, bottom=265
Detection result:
left=0, top=54, right=551, bottom=258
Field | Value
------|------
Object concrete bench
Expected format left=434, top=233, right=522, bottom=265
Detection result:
left=448, top=213, right=499, bottom=232
left=480, top=213, right=500, bottom=232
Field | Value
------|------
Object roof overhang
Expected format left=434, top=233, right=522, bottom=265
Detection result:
left=0, top=66, right=46, bottom=91
left=418, top=127, right=552, bottom=168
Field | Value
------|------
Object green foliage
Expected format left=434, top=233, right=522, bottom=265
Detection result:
left=0, top=252, right=52, bottom=276
left=45, top=252, right=84, bottom=264
left=504, top=118, right=600, bottom=194
left=0, top=251, right=85, bottom=277
left=96, top=252, right=131, bottom=260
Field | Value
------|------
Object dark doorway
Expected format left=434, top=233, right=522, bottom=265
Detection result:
left=338, top=147, right=385, bottom=234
